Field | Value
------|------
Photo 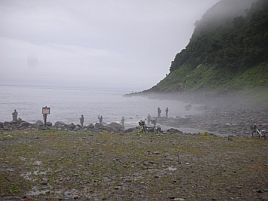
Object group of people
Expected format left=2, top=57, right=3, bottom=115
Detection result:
left=79, top=107, right=170, bottom=129
left=139, top=119, right=161, bottom=133
left=157, top=107, right=169, bottom=118
left=80, top=114, right=104, bottom=127
left=146, top=107, right=169, bottom=125
left=10, top=107, right=168, bottom=131
left=138, top=107, right=169, bottom=133
left=79, top=114, right=125, bottom=129
left=9, top=109, right=266, bottom=138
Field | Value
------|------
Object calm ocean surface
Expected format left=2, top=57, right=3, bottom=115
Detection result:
left=0, top=85, right=200, bottom=127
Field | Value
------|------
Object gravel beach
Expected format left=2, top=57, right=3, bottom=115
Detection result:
left=1, top=130, right=268, bottom=201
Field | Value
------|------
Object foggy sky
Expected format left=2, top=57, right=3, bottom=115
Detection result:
left=0, top=0, right=220, bottom=90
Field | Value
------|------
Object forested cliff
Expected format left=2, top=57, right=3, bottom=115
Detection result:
left=148, top=0, right=268, bottom=92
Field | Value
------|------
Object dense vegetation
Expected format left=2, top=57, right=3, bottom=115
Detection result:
left=149, top=0, right=268, bottom=92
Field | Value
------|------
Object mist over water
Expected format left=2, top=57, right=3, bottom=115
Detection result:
left=0, top=85, right=201, bottom=127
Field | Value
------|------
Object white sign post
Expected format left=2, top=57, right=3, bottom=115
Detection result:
left=42, top=106, right=50, bottom=126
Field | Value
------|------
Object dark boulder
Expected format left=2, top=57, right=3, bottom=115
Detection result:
left=167, top=128, right=183, bottom=134
left=94, top=123, right=104, bottom=129
left=19, top=121, right=31, bottom=129
left=0, top=122, right=4, bottom=129
left=67, top=123, right=76, bottom=130
left=34, top=120, right=44, bottom=129
left=46, top=122, right=53, bottom=127
left=3, top=121, right=12, bottom=130
left=87, top=123, right=94, bottom=129
left=106, top=122, right=124, bottom=132
left=54, top=121, right=67, bottom=129
left=85, top=123, right=95, bottom=131
left=35, top=120, right=44, bottom=126
left=124, top=127, right=139, bottom=133
left=74, top=125, right=82, bottom=131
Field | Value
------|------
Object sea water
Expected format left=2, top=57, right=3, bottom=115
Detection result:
left=0, top=84, right=200, bottom=128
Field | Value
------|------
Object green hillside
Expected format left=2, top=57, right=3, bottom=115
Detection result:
left=148, top=0, right=268, bottom=93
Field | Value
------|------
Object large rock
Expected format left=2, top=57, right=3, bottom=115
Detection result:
left=67, top=123, right=76, bottom=130
left=87, top=123, right=94, bottom=129
left=19, top=121, right=31, bottom=129
left=74, top=125, right=82, bottom=131
left=0, top=122, right=3, bottom=129
left=1, top=120, right=32, bottom=130
left=2, top=121, right=25, bottom=130
left=106, top=122, right=124, bottom=132
left=35, top=120, right=44, bottom=127
left=46, top=122, right=53, bottom=127
left=124, top=127, right=139, bottom=133
left=167, top=128, right=183, bottom=134
left=94, top=123, right=104, bottom=129
left=54, top=121, right=67, bottom=129
left=3, top=121, right=12, bottom=130
left=34, top=120, right=44, bottom=129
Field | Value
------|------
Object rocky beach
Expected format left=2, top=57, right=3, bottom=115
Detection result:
left=1, top=104, right=268, bottom=201
left=1, top=129, right=268, bottom=201
left=158, top=107, right=268, bottom=136
left=1, top=100, right=267, bottom=137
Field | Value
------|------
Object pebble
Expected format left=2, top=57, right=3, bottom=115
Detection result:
left=33, top=161, right=42, bottom=166
left=169, top=197, right=185, bottom=200
left=167, top=167, right=177, bottom=171
left=41, top=181, right=48, bottom=185
left=124, top=178, right=132, bottom=183
left=256, top=189, right=264, bottom=193
left=21, top=196, right=30, bottom=201
left=114, top=186, right=121, bottom=190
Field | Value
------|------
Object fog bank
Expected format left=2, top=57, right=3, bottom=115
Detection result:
left=0, top=0, right=219, bottom=90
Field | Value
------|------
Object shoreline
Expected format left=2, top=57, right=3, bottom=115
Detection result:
left=1, top=101, right=268, bottom=137
left=0, top=119, right=210, bottom=136
left=157, top=107, right=268, bottom=137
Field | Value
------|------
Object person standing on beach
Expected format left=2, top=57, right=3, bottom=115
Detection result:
left=165, top=107, right=169, bottom=118
left=147, top=114, right=151, bottom=125
left=121, top=116, right=125, bottom=129
left=12, top=109, right=18, bottom=122
left=80, top=115, right=84, bottom=127
left=98, top=115, right=103, bottom=125
left=157, top=107, right=161, bottom=118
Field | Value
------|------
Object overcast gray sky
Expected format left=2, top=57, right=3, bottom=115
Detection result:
left=0, top=0, right=220, bottom=90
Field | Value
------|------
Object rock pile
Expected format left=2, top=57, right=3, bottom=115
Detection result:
left=0, top=119, right=130, bottom=133
left=0, top=119, right=185, bottom=135
left=0, top=120, right=54, bottom=131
